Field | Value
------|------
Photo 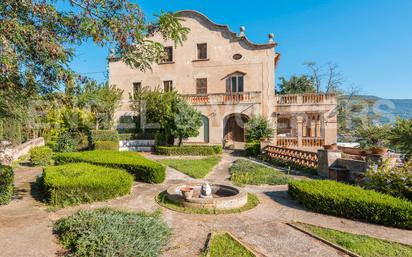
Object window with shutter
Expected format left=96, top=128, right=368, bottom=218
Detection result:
left=163, top=47, right=173, bottom=62
left=196, top=78, right=207, bottom=94
left=197, top=43, right=207, bottom=60
left=163, top=80, right=173, bottom=92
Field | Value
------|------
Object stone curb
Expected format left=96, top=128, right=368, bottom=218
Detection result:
left=286, top=222, right=361, bottom=257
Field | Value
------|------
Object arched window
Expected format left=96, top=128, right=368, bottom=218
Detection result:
left=224, top=71, right=246, bottom=93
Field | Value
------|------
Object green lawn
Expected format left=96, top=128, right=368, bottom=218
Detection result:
left=156, top=192, right=259, bottom=215
left=159, top=156, right=221, bottom=178
left=207, top=233, right=255, bottom=257
left=298, top=223, right=412, bottom=257
left=230, top=159, right=290, bottom=186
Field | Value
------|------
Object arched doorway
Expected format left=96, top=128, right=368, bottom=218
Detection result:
left=223, top=114, right=249, bottom=142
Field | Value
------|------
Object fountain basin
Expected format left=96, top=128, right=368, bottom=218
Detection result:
left=165, top=184, right=248, bottom=210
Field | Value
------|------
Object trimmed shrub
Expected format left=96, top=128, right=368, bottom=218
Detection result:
left=90, top=130, right=119, bottom=142
left=155, top=145, right=222, bottom=156
left=54, top=208, right=170, bottom=257
left=74, top=132, right=90, bottom=151
left=119, top=133, right=155, bottom=140
left=245, top=141, right=260, bottom=157
left=42, top=163, right=133, bottom=206
left=94, top=141, right=119, bottom=151
left=288, top=180, right=412, bottom=229
left=0, top=165, right=13, bottom=205
left=53, top=150, right=165, bottom=183
left=30, top=146, right=53, bottom=166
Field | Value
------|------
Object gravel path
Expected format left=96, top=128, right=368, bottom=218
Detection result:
left=0, top=154, right=410, bottom=257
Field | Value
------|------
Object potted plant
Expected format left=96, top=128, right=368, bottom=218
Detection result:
left=180, top=186, right=194, bottom=200
left=355, top=124, right=390, bottom=156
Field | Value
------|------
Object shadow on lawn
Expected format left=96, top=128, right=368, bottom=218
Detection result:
left=30, top=176, right=48, bottom=203
left=264, top=190, right=307, bottom=212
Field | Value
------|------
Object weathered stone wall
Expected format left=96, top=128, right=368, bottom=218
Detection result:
left=0, top=138, right=45, bottom=165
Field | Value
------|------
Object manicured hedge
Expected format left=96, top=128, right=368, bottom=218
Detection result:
left=42, top=163, right=133, bottom=206
left=53, top=150, right=165, bottom=183
left=0, top=165, right=13, bottom=205
left=30, top=146, right=53, bottom=166
left=119, top=133, right=155, bottom=140
left=54, top=208, right=170, bottom=257
left=90, top=130, right=119, bottom=142
left=288, top=180, right=412, bottom=229
left=94, top=141, right=119, bottom=151
left=154, top=145, right=222, bottom=156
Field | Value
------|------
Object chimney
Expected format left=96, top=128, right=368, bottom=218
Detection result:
left=239, top=26, right=246, bottom=37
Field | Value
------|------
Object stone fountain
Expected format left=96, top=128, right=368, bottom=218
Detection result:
left=165, top=182, right=248, bottom=210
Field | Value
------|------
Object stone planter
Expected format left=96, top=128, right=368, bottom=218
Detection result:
left=181, top=187, right=193, bottom=200
left=370, top=147, right=388, bottom=155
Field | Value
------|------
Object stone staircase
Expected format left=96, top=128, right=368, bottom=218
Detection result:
left=119, top=140, right=155, bottom=152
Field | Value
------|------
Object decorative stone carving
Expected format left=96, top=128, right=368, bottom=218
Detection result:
left=200, top=183, right=212, bottom=198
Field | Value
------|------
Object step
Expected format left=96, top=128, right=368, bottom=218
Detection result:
left=119, top=140, right=155, bottom=147
left=120, top=146, right=153, bottom=152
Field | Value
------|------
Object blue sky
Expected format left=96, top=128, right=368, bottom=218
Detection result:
left=70, top=0, right=412, bottom=99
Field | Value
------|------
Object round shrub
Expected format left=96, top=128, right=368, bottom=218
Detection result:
left=288, top=180, right=412, bottom=229
left=54, top=208, right=170, bottom=257
left=42, top=163, right=133, bottom=206
left=94, top=141, right=119, bottom=151
left=30, top=146, right=53, bottom=166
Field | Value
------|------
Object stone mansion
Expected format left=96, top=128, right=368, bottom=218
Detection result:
left=109, top=10, right=337, bottom=150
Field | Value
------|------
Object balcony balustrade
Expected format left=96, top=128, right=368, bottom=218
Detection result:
left=276, top=93, right=336, bottom=105
left=182, top=91, right=261, bottom=105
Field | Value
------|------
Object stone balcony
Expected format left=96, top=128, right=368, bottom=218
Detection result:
left=182, top=91, right=261, bottom=105
left=276, top=93, right=337, bottom=105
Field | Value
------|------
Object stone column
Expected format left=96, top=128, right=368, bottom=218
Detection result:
left=297, top=116, right=303, bottom=148
left=317, top=149, right=342, bottom=178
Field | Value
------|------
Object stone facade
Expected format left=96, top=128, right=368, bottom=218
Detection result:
left=109, top=10, right=337, bottom=149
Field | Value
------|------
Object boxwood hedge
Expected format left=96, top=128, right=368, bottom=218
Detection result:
left=155, top=145, right=222, bottom=156
left=42, top=163, right=133, bottom=206
left=90, top=130, right=119, bottom=142
left=54, top=208, right=170, bottom=257
left=94, top=141, right=119, bottom=151
left=30, top=146, right=53, bottom=166
left=53, top=150, right=165, bottom=184
left=288, top=180, right=412, bottom=229
left=0, top=165, right=13, bottom=205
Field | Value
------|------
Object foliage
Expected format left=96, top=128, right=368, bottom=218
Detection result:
left=54, top=132, right=76, bottom=152
left=171, top=101, right=202, bottom=146
left=245, top=115, right=274, bottom=143
left=364, top=160, right=412, bottom=201
left=155, top=145, right=222, bottom=156
left=354, top=123, right=391, bottom=148
left=53, top=150, right=165, bottom=183
left=245, top=142, right=260, bottom=157
left=288, top=180, right=412, bottom=229
left=77, top=82, right=123, bottom=130
left=387, top=118, right=412, bottom=159
left=30, top=146, right=53, bottom=166
left=159, top=156, right=221, bottom=178
left=299, top=222, right=412, bottom=257
left=277, top=75, right=316, bottom=94
left=42, top=163, right=133, bottom=206
left=94, top=141, right=119, bottom=151
left=208, top=233, right=255, bottom=257
left=74, top=131, right=90, bottom=151
left=156, top=191, right=259, bottom=215
left=54, top=208, right=170, bottom=257
left=130, top=87, right=180, bottom=143
left=0, top=165, right=13, bottom=205
left=89, top=130, right=119, bottom=146
left=230, top=159, right=289, bottom=186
